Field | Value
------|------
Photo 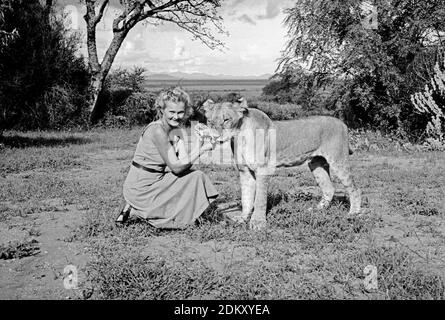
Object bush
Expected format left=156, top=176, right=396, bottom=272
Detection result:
left=98, top=91, right=158, bottom=128
left=95, top=67, right=157, bottom=127
left=253, top=101, right=331, bottom=121
left=0, top=0, right=89, bottom=130
left=40, top=85, right=88, bottom=130
left=120, top=91, right=158, bottom=125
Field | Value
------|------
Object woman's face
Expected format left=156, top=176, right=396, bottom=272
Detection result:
left=162, top=100, right=186, bottom=128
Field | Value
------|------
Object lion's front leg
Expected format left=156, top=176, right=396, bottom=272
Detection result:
left=238, top=168, right=256, bottom=224
left=250, top=172, right=269, bottom=231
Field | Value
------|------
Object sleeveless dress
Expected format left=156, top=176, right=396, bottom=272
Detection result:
left=123, top=120, right=219, bottom=229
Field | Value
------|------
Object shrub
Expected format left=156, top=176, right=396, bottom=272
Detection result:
left=254, top=101, right=331, bottom=121
left=120, top=91, right=158, bottom=126
left=95, top=67, right=155, bottom=126
left=0, top=0, right=89, bottom=130
left=411, top=56, right=445, bottom=150
left=39, top=85, right=88, bottom=130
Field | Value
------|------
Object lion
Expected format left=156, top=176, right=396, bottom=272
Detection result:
left=200, top=97, right=362, bottom=230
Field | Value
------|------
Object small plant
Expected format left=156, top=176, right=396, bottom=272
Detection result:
left=0, top=239, right=40, bottom=259
left=389, top=189, right=440, bottom=217
left=411, top=55, right=445, bottom=150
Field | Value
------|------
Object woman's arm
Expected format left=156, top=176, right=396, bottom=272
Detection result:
left=151, top=126, right=214, bottom=175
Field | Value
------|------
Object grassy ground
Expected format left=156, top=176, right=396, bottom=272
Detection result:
left=0, top=127, right=444, bottom=299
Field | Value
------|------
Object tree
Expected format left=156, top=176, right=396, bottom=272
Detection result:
left=83, top=0, right=226, bottom=122
left=0, top=0, right=18, bottom=50
left=278, top=0, right=445, bottom=137
left=0, top=0, right=89, bottom=130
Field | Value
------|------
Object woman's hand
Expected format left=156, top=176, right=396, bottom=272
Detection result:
left=200, top=137, right=217, bottom=152
left=173, top=135, right=188, bottom=160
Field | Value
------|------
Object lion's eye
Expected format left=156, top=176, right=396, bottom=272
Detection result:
left=223, top=119, right=231, bottom=124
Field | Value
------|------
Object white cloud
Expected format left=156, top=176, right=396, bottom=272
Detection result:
left=237, top=14, right=256, bottom=25
left=173, top=38, right=188, bottom=59
left=124, top=40, right=135, bottom=51
left=257, top=0, right=282, bottom=20
left=56, top=0, right=290, bottom=76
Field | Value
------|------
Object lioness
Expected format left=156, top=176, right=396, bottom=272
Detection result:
left=201, top=98, right=361, bottom=230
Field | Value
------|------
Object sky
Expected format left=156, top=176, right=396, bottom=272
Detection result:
left=57, top=0, right=293, bottom=76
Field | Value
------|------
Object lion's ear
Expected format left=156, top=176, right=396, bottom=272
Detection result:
left=202, top=99, right=214, bottom=112
left=236, top=97, right=248, bottom=108
left=234, top=97, right=248, bottom=115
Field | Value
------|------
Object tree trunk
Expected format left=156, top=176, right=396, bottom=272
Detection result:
left=86, top=30, right=127, bottom=122
left=87, top=72, right=105, bottom=122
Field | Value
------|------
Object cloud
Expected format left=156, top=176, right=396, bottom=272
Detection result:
left=256, top=0, right=281, bottom=20
left=237, top=14, right=256, bottom=25
left=173, top=38, right=189, bottom=59
left=223, top=0, right=263, bottom=16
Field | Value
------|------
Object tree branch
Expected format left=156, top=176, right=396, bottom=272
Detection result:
left=94, top=0, right=110, bottom=26
left=152, top=12, right=223, bottom=49
left=138, top=0, right=183, bottom=22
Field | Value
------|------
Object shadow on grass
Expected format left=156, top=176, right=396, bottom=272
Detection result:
left=0, top=135, right=92, bottom=148
left=331, top=194, right=349, bottom=206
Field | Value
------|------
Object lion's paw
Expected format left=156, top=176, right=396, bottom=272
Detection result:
left=316, top=199, right=331, bottom=210
left=249, top=219, right=267, bottom=231
left=308, top=199, right=331, bottom=212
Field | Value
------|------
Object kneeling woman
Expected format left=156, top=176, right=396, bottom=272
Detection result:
left=116, top=87, right=218, bottom=229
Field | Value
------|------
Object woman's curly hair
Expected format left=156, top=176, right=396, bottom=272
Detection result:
left=154, top=87, right=193, bottom=121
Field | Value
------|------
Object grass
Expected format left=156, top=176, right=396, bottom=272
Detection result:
left=0, top=239, right=40, bottom=260
left=1, top=126, right=444, bottom=299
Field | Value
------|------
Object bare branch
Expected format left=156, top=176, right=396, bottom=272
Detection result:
left=95, top=0, right=110, bottom=26
left=152, top=11, right=224, bottom=49
left=113, top=1, right=145, bottom=32
left=144, top=0, right=156, bottom=9
left=138, top=0, right=183, bottom=21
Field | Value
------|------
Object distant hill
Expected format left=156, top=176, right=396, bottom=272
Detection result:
left=147, top=73, right=178, bottom=80
left=147, top=72, right=272, bottom=80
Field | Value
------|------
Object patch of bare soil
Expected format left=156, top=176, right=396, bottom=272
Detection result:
left=0, top=198, right=90, bottom=299
left=353, top=152, right=445, bottom=278
left=139, top=235, right=258, bottom=274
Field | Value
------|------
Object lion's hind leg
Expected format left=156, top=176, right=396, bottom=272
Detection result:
left=330, top=162, right=361, bottom=215
left=308, top=156, right=335, bottom=211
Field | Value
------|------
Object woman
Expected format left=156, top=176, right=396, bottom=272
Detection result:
left=116, top=87, right=218, bottom=229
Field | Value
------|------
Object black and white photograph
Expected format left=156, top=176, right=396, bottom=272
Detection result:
left=0, top=0, right=444, bottom=304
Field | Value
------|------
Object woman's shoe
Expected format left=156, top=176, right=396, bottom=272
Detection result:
left=115, top=203, right=131, bottom=224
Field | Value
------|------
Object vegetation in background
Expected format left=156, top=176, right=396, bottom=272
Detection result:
left=0, top=0, right=19, bottom=50
left=0, top=0, right=89, bottom=131
left=273, top=0, right=445, bottom=141
left=96, top=67, right=157, bottom=127
left=411, top=52, right=445, bottom=150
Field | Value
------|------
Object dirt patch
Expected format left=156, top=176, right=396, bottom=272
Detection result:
left=139, top=236, right=258, bottom=274
left=0, top=198, right=90, bottom=299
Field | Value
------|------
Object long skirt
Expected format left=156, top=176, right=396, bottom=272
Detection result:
left=123, top=166, right=219, bottom=229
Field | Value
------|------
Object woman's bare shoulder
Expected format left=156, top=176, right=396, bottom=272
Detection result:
left=149, top=123, right=169, bottom=143
left=143, top=121, right=162, bottom=134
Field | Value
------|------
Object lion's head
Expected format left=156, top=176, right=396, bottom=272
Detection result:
left=201, top=97, right=248, bottom=143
